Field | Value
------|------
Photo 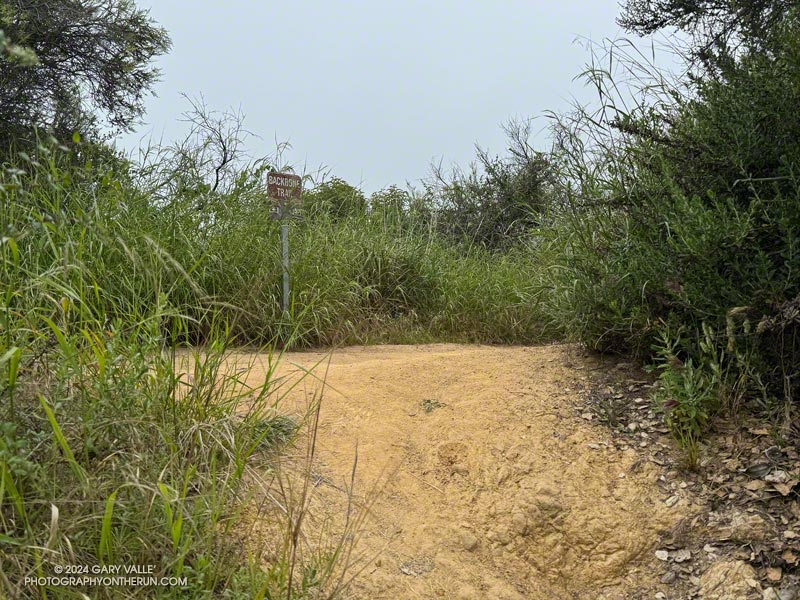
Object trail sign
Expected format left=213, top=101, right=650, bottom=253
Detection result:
left=267, top=172, right=302, bottom=201
left=266, top=172, right=303, bottom=316
left=268, top=172, right=302, bottom=221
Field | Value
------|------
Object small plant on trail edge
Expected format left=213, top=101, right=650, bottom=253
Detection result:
left=652, top=326, right=722, bottom=470
left=421, top=399, right=446, bottom=413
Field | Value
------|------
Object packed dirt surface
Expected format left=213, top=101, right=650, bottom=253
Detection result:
left=236, top=344, right=690, bottom=599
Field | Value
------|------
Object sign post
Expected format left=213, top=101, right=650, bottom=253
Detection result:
left=267, top=172, right=303, bottom=315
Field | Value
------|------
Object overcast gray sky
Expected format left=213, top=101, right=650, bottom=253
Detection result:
left=118, top=1, right=665, bottom=193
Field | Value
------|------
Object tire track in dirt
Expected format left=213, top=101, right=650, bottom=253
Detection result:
left=240, top=343, right=685, bottom=599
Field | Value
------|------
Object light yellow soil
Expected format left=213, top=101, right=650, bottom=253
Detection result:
left=233, top=343, right=684, bottom=599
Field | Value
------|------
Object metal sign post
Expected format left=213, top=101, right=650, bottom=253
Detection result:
left=267, top=172, right=303, bottom=316
left=281, top=222, right=289, bottom=314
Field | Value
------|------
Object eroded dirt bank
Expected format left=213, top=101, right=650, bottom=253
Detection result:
left=230, top=343, right=692, bottom=599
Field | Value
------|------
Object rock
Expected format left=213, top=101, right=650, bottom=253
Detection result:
left=459, top=529, right=479, bottom=552
left=660, top=570, right=677, bottom=584
left=511, top=512, right=528, bottom=536
left=771, top=589, right=798, bottom=600
left=665, top=495, right=680, bottom=508
left=711, top=510, right=770, bottom=542
left=452, top=464, right=469, bottom=476
left=672, top=549, right=691, bottom=563
left=655, top=593, right=667, bottom=600
left=655, top=550, right=670, bottom=561
left=699, top=560, right=762, bottom=600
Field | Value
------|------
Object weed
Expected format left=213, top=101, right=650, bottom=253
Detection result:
left=421, top=399, right=446, bottom=413
left=651, top=327, right=721, bottom=469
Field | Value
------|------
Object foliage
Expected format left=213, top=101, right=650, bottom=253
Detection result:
left=427, top=120, right=556, bottom=250
left=532, top=2, right=800, bottom=460
left=113, top=100, right=552, bottom=350
left=303, top=177, right=367, bottom=222
left=618, top=0, right=796, bottom=73
left=0, top=25, right=37, bottom=65
left=140, top=183, right=550, bottom=348
left=652, top=324, right=725, bottom=469
left=0, top=0, right=171, bottom=147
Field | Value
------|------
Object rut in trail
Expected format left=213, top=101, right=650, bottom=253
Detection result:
left=240, top=344, right=685, bottom=600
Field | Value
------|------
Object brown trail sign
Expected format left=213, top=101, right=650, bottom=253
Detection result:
left=268, top=172, right=302, bottom=220
left=266, top=172, right=303, bottom=315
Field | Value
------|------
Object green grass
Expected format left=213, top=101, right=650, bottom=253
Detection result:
left=0, top=145, right=358, bottom=598
left=136, top=187, right=555, bottom=349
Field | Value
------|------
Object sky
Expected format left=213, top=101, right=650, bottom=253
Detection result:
left=117, top=1, right=673, bottom=194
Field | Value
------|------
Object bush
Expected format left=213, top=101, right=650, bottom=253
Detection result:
left=534, top=7, right=800, bottom=452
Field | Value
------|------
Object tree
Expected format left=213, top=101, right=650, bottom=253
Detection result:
left=617, top=0, right=796, bottom=73
left=0, top=0, right=170, bottom=147
left=0, top=22, right=36, bottom=64
left=428, top=120, right=555, bottom=249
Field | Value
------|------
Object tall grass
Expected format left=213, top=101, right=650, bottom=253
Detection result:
left=113, top=155, right=554, bottom=349
left=0, top=142, right=358, bottom=599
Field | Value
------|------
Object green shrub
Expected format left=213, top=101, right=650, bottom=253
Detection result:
left=534, top=10, right=800, bottom=439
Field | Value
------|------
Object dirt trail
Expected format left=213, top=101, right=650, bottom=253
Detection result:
left=240, top=344, right=686, bottom=599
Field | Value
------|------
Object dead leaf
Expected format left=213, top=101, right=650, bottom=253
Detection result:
left=773, top=480, right=798, bottom=496
left=745, top=480, right=767, bottom=492
left=766, top=566, right=782, bottom=582
left=765, top=470, right=789, bottom=484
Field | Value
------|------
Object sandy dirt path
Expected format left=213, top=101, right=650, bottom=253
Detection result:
left=236, top=343, right=685, bottom=599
